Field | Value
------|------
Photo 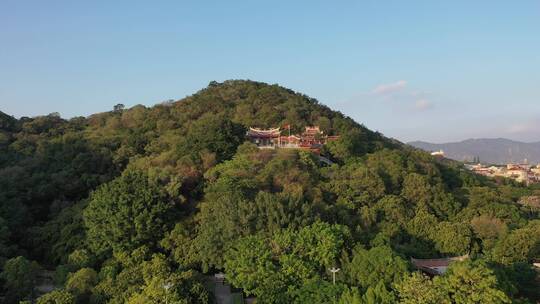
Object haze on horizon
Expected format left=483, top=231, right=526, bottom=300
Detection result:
left=1, top=1, right=539, bottom=143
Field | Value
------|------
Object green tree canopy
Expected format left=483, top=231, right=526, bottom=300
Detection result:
left=435, top=261, right=511, bottom=304
left=36, top=290, right=75, bottom=304
left=83, top=170, right=174, bottom=257
left=0, top=256, right=42, bottom=304
left=126, top=254, right=210, bottom=304
left=432, top=221, right=472, bottom=255
left=342, top=245, right=409, bottom=291
left=395, top=272, right=447, bottom=304
left=225, top=222, right=349, bottom=302
left=491, top=220, right=540, bottom=265
left=65, top=267, right=98, bottom=303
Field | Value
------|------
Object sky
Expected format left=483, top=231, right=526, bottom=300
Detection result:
left=1, top=1, right=539, bottom=143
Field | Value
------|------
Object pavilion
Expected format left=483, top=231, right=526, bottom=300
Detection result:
left=411, top=254, right=469, bottom=276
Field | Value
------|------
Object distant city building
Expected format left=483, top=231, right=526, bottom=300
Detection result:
left=466, top=162, right=540, bottom=184
left=247, top=126, right=339, bottom=153
left=431, top=150, right=445, bottom=158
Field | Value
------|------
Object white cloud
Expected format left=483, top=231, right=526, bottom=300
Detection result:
left=507, top=118, right=540, bottom=134
left=372, top=80, right=407, bottom=95
left=362, top=80, right=436, bottom=113
left=508, top=124, right=530, bottom=134
left=414, top=99, right=433, bottom=110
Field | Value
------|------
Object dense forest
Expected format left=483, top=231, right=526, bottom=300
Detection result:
left=0, top=80, right=539, bottom=303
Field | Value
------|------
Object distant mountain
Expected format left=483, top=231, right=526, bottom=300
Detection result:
left=408, top=138, right=540, bottom=165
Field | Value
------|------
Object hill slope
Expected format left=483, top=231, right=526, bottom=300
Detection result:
left=409, top=138, right=540, bottom=164
left=0, top=111, right=18, bottom=131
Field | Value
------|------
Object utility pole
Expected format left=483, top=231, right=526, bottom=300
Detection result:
left=329, top=267, right=340, bottom=285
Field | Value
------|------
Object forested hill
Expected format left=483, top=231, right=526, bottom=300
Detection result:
left=0, top=80, right=539, bottom=303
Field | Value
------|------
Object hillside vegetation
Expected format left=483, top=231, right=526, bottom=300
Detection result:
left=0, top=80, right=539, bottom=303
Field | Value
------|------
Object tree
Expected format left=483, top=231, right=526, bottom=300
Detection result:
left=65, top=268, right=98, bottom=303
left=0, top=110, right=18, bottom=131
left=113, top=104, right=125, bottom=113
left=224, top=234, right=277, bottom=297
left=67, top=249, right=93, bottom=270
left=325, top=163, right=386, bottom=208
left=338, top=287, right=363, bottom=304
left=90, top=246, right=150, bottom=303
left=126, top=254, right=211, bottom=304
left=289, top=279, right=345, bottom=304
left=177, top=113, right=245, bottom=162
left=518, top=195, right=540, bottom=216
left=32, top=201, right=88, bottom=264
left=342, top=245, right=409, bottom=290
left=401, top=173, right=433, bottom=208
left=326, top=129, right=372, bottom=161
left=0, top=256, right=42, bottom=304
left=83, top=170, right=174, bottom=257
left=274, top=221, right=350, bottom=273
left=397, top=262, right=512, bottom=304
left=194, top=150, right=324, bottom=270
left=338, top=282, right=396, bottom=304
left=193, top=191, right=253, bottom=271
left=159, top=222, right=197, bottom=268
left=0, top=216, right=11, bottom=263
left=224, top=222, right=349, bottom=302
left=375, top=195, right=413, bottom=226
left=361, top=280, right=396, bottom=304
left=432, top=222, right=472, bottom=255
left=405, top=209, right=438, bottom=240
left=491, top=221, right=540, bottom=265
left=470, top=215, right=507, bottom=251
left=493, top=262, right=540, bottom=301
left=395, top=272, right=447, bottom=304
left=435, top=261, right=511, bottom=304
left=90, top=248, right=210, bottom=304
left=36, top=290, right=75, bottom=304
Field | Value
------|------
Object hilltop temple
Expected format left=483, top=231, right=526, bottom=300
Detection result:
left=246, top=127, right=281, bottom=147
left=247, top=126, right=339, bottom=153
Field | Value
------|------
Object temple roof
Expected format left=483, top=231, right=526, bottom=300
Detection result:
left=303, top=126, right=323, bottom=135
left=280, top=135, right=301, bottom=140
left=247, top=127, right=281, bottom=138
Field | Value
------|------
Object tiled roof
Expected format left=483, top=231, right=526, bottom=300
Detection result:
left=411, top=254, right=469, bottom=275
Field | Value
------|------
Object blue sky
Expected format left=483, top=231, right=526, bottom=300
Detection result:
left=1, top=1, right=539, bottom=143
